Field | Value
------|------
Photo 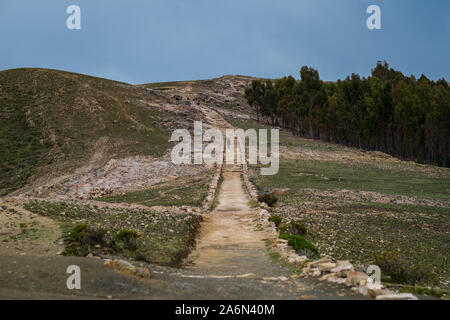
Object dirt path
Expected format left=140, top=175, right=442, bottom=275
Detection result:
left=187, top=165, right=283, bottom=276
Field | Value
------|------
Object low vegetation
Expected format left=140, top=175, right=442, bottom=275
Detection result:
left=270, top=214, right=319, bottom=259
left=372, top=250, right=438, bottom=286
left=279, top=233, right=319, bottom=259
left=243, top=116, right=450, bottom=288
left=258, top=192, right=278, bottom=207
left=97, top=176, right=211, bottom=207
left=24, top=200, right=202, bottom=266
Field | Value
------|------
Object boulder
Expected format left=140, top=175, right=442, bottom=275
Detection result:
left=330, top=260, right=354, bottom=275
left=345, top=271, right=368, bottom=286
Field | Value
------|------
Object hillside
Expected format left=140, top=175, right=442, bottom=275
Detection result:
left=0, top=68, right=208, bottom=196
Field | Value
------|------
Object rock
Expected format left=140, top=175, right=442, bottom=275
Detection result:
left=311, top=269, right=321, bottom=277
left=112, top=120, right=118, bottom=124
left=358, top=285, right=368, bottom=296
left=260, top=202, right=270, bottom=210
left=319, top=273, right=334, bottom=281
left=288, top=255, right=307, bottom=264
left=366, top=281, right=385, bottom=290
left=262, top=277, right=279, bottom=281
left=345, top=271, right=368, bottom=286
left=236, top=273, right=255, bottom=279
left=317, top=262, right=337, bottom=272
left=331, top=260, right=354, bottom=277
left=327, top=276, right=346, bottom=284
left=308, top=257, right=333, bottom=267
left=376, top=293, right=418, bottom=300
left=104, top=259, right=150, bottom=278
left=368, top=288, right=393, bottom=299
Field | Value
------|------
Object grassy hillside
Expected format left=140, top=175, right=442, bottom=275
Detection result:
left=0, top=68, right=177, bottom=195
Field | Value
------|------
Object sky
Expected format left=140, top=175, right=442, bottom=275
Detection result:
left=0, top=0, right=449, bottom=84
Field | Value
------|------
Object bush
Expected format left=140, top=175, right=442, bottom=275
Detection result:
left=268, top=215, right=282, bottom=227
left=114, top=229, right=139, bottom=251
left=372, top=251, right=438, bottom=285
left=288, top=220, right=308, bottom=236
left=64, top=224, right=105, bottom=256
left=258, top=192, right=278, bottom=207
left=279, top=233, right=319, bottom=259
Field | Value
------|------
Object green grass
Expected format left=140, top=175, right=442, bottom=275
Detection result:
left=251, top=158, right=450, bottom=201
left=97, top=177, right=211, bottom=207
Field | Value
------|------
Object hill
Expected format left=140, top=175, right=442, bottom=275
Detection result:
left=0, top=68, right=205, bottom=196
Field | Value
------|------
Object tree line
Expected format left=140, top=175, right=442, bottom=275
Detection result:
left=245, top=62, right=450, bottom=167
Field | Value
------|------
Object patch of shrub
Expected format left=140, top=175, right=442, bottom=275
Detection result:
left=268, top=214, right=282, bottom=227
left=279, top=233, right=319, bottom=259
left=288, top=220, right=307, bottom=236
left=372, top=251, right=438, bottom=286
left=64, top=224, right=105, bottom=256
left=258, top=192, right=278, bottom=207
left=247, top=199, right=259, bottom=208
left=113, top=229, right=139, bottom=251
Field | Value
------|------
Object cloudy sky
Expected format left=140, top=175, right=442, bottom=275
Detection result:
left=0, top=0, right=448, bottom=84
